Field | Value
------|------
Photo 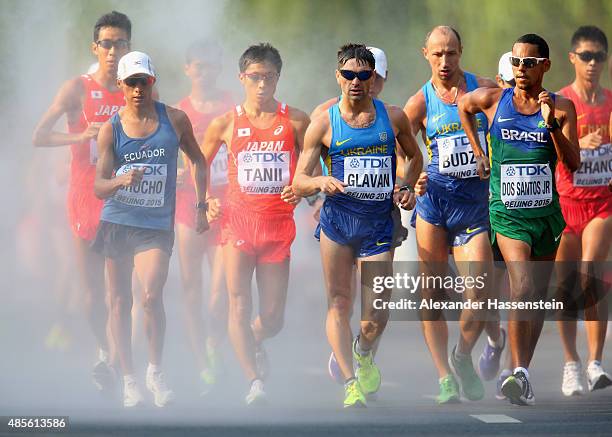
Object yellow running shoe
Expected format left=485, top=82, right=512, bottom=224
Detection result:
left=352, top=337, right=381, bottom=395
left=344, top=378, right=366, bottom=408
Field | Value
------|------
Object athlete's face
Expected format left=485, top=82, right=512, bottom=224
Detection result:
left=118, top=74, right=155, bottom=108
left=511, top=43, right=550, bottom=91
left=185, top=56, right=222, bottom=87
left=369, top=73, right=386, bottom=99
left=569, top=40, right=607, bottom=84
left=239, top=62, right=279, bottom=105
left=423, top=31, right=462, bottom=82
left=91, top=27, right=130, bottom=74
left=335, top=58, right=374, bottom=102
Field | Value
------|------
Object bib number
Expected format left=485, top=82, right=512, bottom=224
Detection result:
left=500, top=163, right=552, bottom=209
left=237, top=151, right=290, bottom=194
left=438, top=132, right=486, bottom=178
left=573, top=143, right=612, bottom=187
left=343, top=156, right=393, bottom=201
left=114, top=163, right=167, bottom=208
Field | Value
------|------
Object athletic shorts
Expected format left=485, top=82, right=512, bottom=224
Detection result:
left=391, top=204, right=409, bottom=249
left=490, top=209, right=566, bottom=258
left=91, top=221, right=174, bottom=259
left=315, top=201, right=393, bottom=258
left=411, top=184, right=489, bottom=247
left=67, top=186, right=103, bottom=241
left=221, top=208, right=295, bottom=263
left=175, top=190, right=222, bottom=245
left=560, top=196, right=612, bottom=236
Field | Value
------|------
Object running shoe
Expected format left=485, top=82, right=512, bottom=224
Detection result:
left=343, top=378, right=366, bottom=408
left=586, top=360, right=612, bottom=392
left=255, top=344, right=269, bottom=380
left=199, top=368, right=216, bottom=396
left=207, top=341, right=222, bottom=377
left=328, top=352, right=344, bottom=385
left=478, top=328, right=506, bottom=381
left=561, top=361, right=584, bottom=396
left=437, top=374, right=460, bottom=404
left=352, top=337, right=381, bottom=395
left=501, top=369, right=535, bottom=406
left=449, top=345, right=484, bottom=401
left=245, top=379, right=267, bottom=405
left=496, top=369, right=512, bottom=400
left=123, top=380, right=145, bottom=408
left=92, top=360, right=117, bottom=393
left=146, top=371, right=175, bottom=407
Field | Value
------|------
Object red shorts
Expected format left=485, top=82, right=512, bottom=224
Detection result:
left=221, top=208, right=295, bottom=263
left=67, top=186, right=103, bottom=241
left=560, top=196, right=612, bottom=236
left=175, top=189, right=222, bottom=246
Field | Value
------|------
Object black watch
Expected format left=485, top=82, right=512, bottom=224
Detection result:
left=546, top=118, right=561, bottom=131
left=195, top=201, right=208, bottom=211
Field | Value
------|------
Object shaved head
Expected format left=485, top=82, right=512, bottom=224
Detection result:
left=424, top=25, right=462, bottom=48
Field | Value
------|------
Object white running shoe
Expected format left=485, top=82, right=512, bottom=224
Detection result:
left=123, top=380, right=145, bottom=408
left=586, top=360, right=612, bottom=392
left=245, top=379, right=267, bottom=405
left=562, top=361, right=584, bottom=396
left=146, top=371, right=175, bottom=407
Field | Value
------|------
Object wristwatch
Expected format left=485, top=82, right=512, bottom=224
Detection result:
left=545, top=118, right=561, bottom=131
left=195, top=201, right=208, bottom=211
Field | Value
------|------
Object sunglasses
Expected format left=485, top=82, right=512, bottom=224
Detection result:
left=509, top=56, right=547, bottom=68
left=96, top=39, right=130, bottom=50
left=573, top=51, right=607, bottom=63
left=242, top=72, right=279, bottom=83
left=123, top=76, right=155, bottom=88
left=339, top=69, right=374, bottom=81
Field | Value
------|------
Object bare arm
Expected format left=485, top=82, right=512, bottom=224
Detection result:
left=32, top=78, right=98, bottom=147
left=200, top=112, right=232, bottom=218
left=388, top=106, right=423, bottom=189
left=545, top=93, right=580, bottom=172
left=403, top=90, right=427, bottom=141
left=281, top=108, right=311, bottom=204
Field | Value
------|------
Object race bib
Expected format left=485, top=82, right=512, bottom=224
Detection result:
left=573, top=143, right=612, bottom=187
left=89, top=139, right=98, bottom=165
left=500, top=163, right=552, bottom=209
left=343, top=156, right=393, bottom=201
left=114, top=163, right=167, bottom=208
left=438, top=132, right=486, bottom=178
left=237, top=150, right=290, bottom=194
left=210, top=143, right=229, bottom=187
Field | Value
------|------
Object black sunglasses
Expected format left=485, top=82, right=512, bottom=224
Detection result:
left=96, top=39, right=130, bottom=50
left=573, top=51, right=607, bottom=63
left=339, top=69, right=373, bottom=81
left=509, top=56, right=547, bottom=68
left=124, top=76, right=155, bottom=88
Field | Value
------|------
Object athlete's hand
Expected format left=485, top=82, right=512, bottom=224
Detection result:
left=394, top=184, right=415, bottom=210
left=176, top=167, right=187, bottom=186
left=414, top=172, right=428, bottom=196
left=281, top=185, right=301, bottom=205
left=318, top=176, right=347, bottom=196
left=195, top=209, right=210, bottom=234
left=206, top=197, right=222, bottom=221
left=538, top=91, right=555, bottom=125
left=117, top=168, right=144, bottom=188
left=80, top=122, right=103, bottom=143
left=579, top=129, right=602, bottom=149
left=475, top=156, right=490, bottom=180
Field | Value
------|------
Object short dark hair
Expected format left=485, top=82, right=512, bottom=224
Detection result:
left=337, top=43, right=375, bottom=70
left=93, top=11, right=131, bottom=42
left=424, top=26, right=462, bottom=47
left=514, top=33, right=549, bottom=58
left=239, top=43, right=282, bottom=73
left=186, top=39, right=223, bottom=64
left=571, top=26, right=608, bottom=52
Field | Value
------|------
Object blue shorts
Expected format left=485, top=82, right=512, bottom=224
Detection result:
left=411, top=184, right=489, bottom=247
left=315, top=201, right=393, bottom=258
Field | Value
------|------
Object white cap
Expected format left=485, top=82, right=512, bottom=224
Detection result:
left=117, top=51, right=156, bottom=80
left=498, top=51, right=514, bottom=82
left=367, top=46, right=387, bottom=79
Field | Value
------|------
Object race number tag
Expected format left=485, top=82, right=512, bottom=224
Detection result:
left=237, top=151, right=290, bottom=194
left=573, top=143, right=612, bottom=187
left=210, top=143, right=229, bottom=187
left=89, top=139, right=98, bottom=165
left=343, top=156, right=393, bottom=201
left=438, top=132, right=486, bottom=178
left=500, top=163, right=552, bottom=209
left=114, top=163, right=167, bottom=208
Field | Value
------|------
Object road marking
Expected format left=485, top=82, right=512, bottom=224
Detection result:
left=470, top=414, right=521, bottom=423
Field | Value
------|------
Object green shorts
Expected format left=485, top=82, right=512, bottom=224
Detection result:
left=490, top=209, right=566, bottom=257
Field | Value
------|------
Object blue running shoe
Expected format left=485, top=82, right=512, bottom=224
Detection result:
left=496, top=368, right=512, bottom=400
left=479, top=327, right=506, bottom=381
left=328, top=352, right=344, bottom=384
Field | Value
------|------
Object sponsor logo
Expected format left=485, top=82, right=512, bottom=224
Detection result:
left=375, top=240, right=391, bottom=246
left=273, top=125, right=284, bottom=135
left=431, top=113, right=446, bottom=123
left=465, top=226, right=481, bottom=234
left=335, top=138, right=351, bottom=146
left=497, top=116, right=514, bottom=123
left=554, top=233, right=563, bottom=242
